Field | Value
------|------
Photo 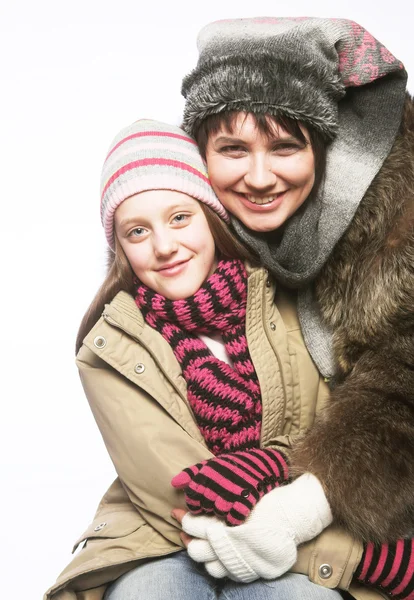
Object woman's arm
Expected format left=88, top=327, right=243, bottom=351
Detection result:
left=290, top=343, right=414, bottom=543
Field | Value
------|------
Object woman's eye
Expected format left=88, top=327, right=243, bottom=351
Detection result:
left=219, top=145, right=246, bottom=154
left=273, top=143, right=303, bottom=154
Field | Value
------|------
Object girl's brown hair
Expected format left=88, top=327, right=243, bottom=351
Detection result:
left=75, top=203, right=256, bottom=354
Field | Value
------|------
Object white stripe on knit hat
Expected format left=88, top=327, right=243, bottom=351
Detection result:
left=103, top=142, right=207, bottom=175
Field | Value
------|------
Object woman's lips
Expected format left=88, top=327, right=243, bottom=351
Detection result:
left=156, top=259, right=190, bottom=277
left=235, top=191, right=287, bottom=212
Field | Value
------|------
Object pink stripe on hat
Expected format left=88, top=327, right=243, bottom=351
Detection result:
left=101, top=158, right=211, bottom=201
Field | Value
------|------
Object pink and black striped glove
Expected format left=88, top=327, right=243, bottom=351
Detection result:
left=171, top=448, right=289, bottom=526
left=355, top=539, right=414, bottom=600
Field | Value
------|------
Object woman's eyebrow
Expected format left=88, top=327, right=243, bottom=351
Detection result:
left=212, top=134, right=299, bottom=145
left=213, top=135, right=244, bottom=144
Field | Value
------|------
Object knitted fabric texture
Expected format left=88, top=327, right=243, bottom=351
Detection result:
left=182, top=17, right=407, bottom=378
left=172, top=448, right=289, bottom=526
left=135, top=259, right=262, bottom=455
left=100, top=119, right=229, bottom=249
left=356, top=539, right=414, bottom=600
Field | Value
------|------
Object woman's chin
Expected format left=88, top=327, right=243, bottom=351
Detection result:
left=236, top=212, right=287, bottom=233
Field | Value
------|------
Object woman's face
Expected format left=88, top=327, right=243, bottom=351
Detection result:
left=205, top=113, right=316, bottom=232
left=114, top=190, right=217, bottom=300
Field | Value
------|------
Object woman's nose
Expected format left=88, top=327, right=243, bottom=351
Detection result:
left=244, top=156, right=277, bottom=190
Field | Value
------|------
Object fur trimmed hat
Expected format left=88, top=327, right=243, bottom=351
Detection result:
left=100, top=119, right=229, bottom=250
left=182, top=17, right=405, bottom=141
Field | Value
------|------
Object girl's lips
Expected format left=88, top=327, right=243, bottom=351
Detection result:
left=235, top=191, right=287, bottom=212
left=156, top=259, right=190, bottom=277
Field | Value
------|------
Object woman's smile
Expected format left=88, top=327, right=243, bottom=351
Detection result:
left=234, top=191, right=288, bottom=211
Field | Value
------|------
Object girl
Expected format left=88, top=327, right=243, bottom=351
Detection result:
left=44, top=119, right=345, bottom=600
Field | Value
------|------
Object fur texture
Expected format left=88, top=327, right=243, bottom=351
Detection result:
left=290, top=94, right=414, bottom=543
left=182, top=51, right=344, bottom=140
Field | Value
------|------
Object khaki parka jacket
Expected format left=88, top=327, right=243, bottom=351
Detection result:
left=44, top=265, right=385, bottom=600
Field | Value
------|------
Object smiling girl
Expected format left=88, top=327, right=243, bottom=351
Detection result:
left=45, top=118, right=350, bottom=600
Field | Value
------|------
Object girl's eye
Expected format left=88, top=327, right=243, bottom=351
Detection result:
left=129, top=227, right=146, bottom=237
left=172, top=213, right=189, bottom=224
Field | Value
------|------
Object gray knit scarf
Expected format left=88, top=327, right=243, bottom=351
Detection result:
left=182, top=17, right=408, bottom=378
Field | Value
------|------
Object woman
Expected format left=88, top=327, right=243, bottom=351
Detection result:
left=175, top=14, right=414, bottom=599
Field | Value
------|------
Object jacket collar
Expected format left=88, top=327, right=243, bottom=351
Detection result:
left=103, top=290, right=145, bottom=340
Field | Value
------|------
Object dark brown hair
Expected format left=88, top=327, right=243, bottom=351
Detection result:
left=195, top=111, right=327, bottom=199
left=75, top=203, right=256, bottom=354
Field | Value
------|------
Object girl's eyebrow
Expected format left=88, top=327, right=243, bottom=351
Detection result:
left=118, top=216, right=144, bottom=229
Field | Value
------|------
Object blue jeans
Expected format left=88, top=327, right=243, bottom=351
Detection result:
left=104, top=550, right=345, bottom=599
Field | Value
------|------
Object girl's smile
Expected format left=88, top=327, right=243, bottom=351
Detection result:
left=155, top=258, right=191, bottom=277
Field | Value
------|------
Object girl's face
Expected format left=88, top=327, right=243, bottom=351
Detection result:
left=114, top=190, right=217, bottom=300
left=205, top=113, right=315, bottom=232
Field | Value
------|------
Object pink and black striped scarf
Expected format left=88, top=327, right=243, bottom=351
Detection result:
left=135, top=259, right=262, bottom=455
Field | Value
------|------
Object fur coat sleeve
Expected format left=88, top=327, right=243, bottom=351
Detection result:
left=290, top=94, right=414, bottom=544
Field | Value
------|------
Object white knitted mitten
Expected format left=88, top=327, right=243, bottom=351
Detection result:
left=182, top=473, right=332, bottom=583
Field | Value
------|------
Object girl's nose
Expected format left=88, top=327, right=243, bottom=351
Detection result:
left=244, top=155, right=277, bottom=190
left=153, top=231, right=179, bottom=257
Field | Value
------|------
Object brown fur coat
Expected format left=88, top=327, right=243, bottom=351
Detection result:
left=291, top=94, right=414, bottom=543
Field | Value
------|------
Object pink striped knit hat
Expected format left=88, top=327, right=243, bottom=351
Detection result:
left=101, top=119, right=229, bottom=250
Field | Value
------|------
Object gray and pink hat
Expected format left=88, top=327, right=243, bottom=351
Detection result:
left=100, top=119, right=229, bottom=250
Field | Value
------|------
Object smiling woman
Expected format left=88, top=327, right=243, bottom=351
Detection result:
left=177, top=14, right=414, bottom=600
left=205, top=113, right=316, bottom=232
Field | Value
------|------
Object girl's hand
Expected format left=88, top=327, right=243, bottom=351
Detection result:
left=171, top=448, right=289, bottom=526
left=179, top=474, right=333, bottom=583
left=171, top=509, right=193, bottom=548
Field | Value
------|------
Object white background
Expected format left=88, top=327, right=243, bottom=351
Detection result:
left=1, top=1, right=413, bottom=598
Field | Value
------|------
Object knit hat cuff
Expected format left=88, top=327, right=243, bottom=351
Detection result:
left=103, top=173, right=229, bottom=250
left=182, top=52, right=345, bottom=140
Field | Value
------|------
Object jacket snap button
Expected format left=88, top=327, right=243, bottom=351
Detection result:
left=93, top=522, right=107, bottom=532
left=270, top=322, right=276, bottom=331
left=318, top=564, right=333, bottom=579
left=134, top=363, right=145, bottom=374
left=93, top=336, right=106, bottom=349
left=241, top=489, right=250, bottom=498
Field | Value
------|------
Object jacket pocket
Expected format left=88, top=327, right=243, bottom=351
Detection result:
left=72, top=509, right=145, bottom=554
